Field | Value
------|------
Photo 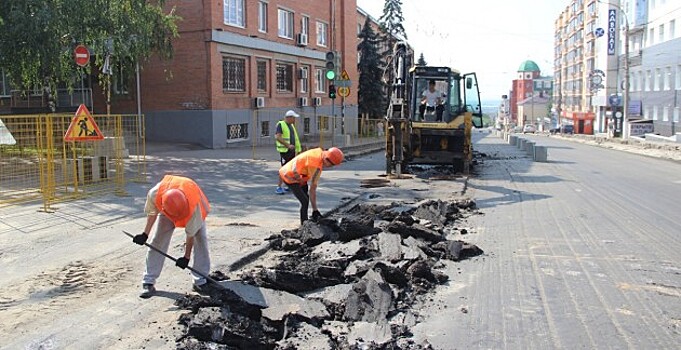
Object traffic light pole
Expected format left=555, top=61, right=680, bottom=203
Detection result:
left=331, top=98, right=335, bottom=147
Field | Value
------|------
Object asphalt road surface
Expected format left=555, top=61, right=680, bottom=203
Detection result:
left=413, top=133, right=681, bottom=349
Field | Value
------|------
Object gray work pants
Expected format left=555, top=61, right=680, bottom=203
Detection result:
left=142, top=215, right=210, bottom=286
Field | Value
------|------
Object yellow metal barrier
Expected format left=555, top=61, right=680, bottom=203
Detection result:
left=0, top=113, right=147, bottom=209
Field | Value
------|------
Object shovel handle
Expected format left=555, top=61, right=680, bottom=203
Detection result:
left=122, top=230, right=221, bottom=286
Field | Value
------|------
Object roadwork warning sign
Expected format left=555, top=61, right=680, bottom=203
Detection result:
left=64, top=104, right=104, bottom=141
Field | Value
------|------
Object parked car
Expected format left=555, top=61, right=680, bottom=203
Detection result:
left=550, top=125, right=574, bottom=134
left=522, top=124, right=536, bottom=134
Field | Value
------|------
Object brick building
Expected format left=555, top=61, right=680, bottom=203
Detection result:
left=109, top=0, right=360, bottom=148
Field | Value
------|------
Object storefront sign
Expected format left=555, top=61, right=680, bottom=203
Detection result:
left=608, top=10, right=617, bottom=55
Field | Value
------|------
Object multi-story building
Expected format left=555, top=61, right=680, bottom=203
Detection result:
left=510, top=60, right=554, bottom=130
left=0, top=0, right=362, bottom=147
left=118, top=0, right=359, bottom=148
left=555, top=0, right=680, bottom=137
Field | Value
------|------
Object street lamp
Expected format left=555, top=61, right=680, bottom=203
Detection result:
left=598, top=0, right=630, bottom=138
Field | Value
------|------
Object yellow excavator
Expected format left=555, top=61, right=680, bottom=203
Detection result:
left=385, top=42, right=483, bottom=176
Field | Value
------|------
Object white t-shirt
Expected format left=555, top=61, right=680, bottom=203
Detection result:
left=144, top=182, right=204, bottom=236
left=422, top=89, right=443, bottom=106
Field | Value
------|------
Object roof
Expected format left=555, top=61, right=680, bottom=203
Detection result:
left=518, top=60, right=541, bottom=72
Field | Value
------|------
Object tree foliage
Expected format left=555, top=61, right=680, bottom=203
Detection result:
left=357, top=19, right=386, bottom=118
left=378, top=0, right=407, bottom=41
left=0, top=0, right=179, bottom=109
left=417, top=53, right=427, bottom=66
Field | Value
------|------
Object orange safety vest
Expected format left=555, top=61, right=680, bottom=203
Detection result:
left=279, top=148, right=324, bottom=185
left=154, top=175, right=210, bottom=228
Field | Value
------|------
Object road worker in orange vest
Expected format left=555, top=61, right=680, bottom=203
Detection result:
left=132, top=175, right=215, bottom=298
left=279, top=147, right=344, bottom=225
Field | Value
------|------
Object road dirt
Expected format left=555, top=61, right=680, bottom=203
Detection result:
left=0, top=151, right=484, bottom=349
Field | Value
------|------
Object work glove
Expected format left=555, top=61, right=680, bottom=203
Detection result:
left=311, top=210, right=322, bottom=222
left=176, top=257, right=190, bottom=269
left=132, top=232, right=148, bottom=245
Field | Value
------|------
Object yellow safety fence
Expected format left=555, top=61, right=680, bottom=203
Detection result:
left=244, top=110, right=385, bottom=160
left=0, top=113, right=147, bottom=211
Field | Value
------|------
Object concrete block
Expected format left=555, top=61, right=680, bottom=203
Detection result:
left=509, top=135, right=518, bottom=146
left=524, top=141, right=535, bottom=154
left=518, top=138, right=526, bottom=150
left=534, top=145, right=548, bottom=162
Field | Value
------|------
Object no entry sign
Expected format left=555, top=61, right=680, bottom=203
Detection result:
left=74, top=45, right=90, bottom=67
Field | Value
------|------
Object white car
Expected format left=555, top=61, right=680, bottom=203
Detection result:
left=522, top=124, right=536, bottom=134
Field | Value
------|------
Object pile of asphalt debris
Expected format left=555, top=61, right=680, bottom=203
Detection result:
left=175, top=198, right=483, bottom=350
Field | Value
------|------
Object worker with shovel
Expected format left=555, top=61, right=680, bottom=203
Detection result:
left=279, top=147, right=344, bottom=225
left=131, top=174, right=215, bottom=299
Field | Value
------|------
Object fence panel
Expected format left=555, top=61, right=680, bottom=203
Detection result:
left=245, top=111, right=384, bottom=160
left=0, top=113, right=146, bottom=209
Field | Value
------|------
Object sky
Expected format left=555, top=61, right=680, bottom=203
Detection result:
left=356, top=0, right=569, bottom=103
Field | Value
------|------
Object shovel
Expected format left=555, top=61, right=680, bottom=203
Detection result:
left=122, top=230, right=224, bottom=287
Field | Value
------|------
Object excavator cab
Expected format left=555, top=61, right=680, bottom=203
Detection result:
left=386, top=65, right=483, bottom=175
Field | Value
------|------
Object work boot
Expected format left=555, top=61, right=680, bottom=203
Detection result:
left=139, top=284, right=156, bottom=299
left=275, top=186, right=285, bottom=195
left=192, top=282, right=220, bottom=296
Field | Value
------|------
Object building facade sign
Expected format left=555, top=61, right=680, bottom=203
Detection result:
left=608, top=9, right=617, bottom=55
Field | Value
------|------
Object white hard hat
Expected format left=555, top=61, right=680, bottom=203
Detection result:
left=285, top=110, right=300, bottom=118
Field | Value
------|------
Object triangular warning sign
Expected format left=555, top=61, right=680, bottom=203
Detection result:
left=0, top=118, right=17, bottom=145
left=340, top=70, right=350, bottom=81
left=64, top=104, right=104, bottom=141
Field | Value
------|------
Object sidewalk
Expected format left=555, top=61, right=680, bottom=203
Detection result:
left=0, top=139, right=386, bottom=272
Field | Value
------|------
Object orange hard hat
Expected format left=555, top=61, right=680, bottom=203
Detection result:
left=161, top=189, right=189, bottom=219
left=324, top=147, right=344, bottom=165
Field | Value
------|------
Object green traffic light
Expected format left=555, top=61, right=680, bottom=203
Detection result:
left=326, top=70, right=336, bottom=80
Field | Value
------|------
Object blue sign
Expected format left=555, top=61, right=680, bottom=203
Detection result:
left=609, top=94, right=621, bottom=107
left=595, top=28, right=605, bottom=37
left=608, top=10, right=617, bottom=55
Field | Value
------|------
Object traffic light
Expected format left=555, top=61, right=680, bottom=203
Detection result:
left=325, top=51, right=336, bottom=80
left=328, top=84, right=336, bottom=99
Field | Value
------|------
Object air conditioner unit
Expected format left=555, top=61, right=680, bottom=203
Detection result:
left=298, top=97, right=308, bottom=107
left=298, top=68, right=308, bottom=79
left=296, top=33, right=308, bottom=46
left=312, top=97, right=322, bottom=107
left=255, top=96, right=265, bottom=109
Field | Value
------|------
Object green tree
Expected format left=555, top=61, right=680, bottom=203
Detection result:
left=357, top=19, right=386, bottom=118
left=417, top=53, right=427, bottom=66
left=0, top=0, right=179, bottom=111
left=378, top=0, right=408, bottom=41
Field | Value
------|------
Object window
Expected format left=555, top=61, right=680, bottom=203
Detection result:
left=257, top=61, right=267, bottom=92
left=222, top=56, right=246, bottom=92
left=664, top=67, right=671, bottom=90
left=653, top=105, right=659, bottom=120
left=301, top=16, right=309, bottom=36
left=261, top=121, right=270, bottom=137
left=663, top=106, right=669, bottom=122
left=676, top=65, right=681, bottom=90
left=671, top=20, right=676, bottom=39
left=227, top=123, right=249, bottom=141
left=276, top=63, right=293, bottom=92
left=316, top=21, right=328, bottom=46
left=113, top=64, right=129, bottom=95
left=674, top=107, right=680, bottom=122
left=655, top=68, right=661, bottom=91
left=315, top=68, right=325, bottom=92
left=303, top=117, right=310, bottom=134
left=659, top=24, right=665, bottom=42
left=645, top=70, right=652, bottom=91
left=299, top=66, right=309, bottom=93
left=649, top=28, right=654, bottom=45
left=224, top=0, right=244, bottom=27
left=278, top=9, right=294, bottom=39
left=258, top=2, right=267, bottom=33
